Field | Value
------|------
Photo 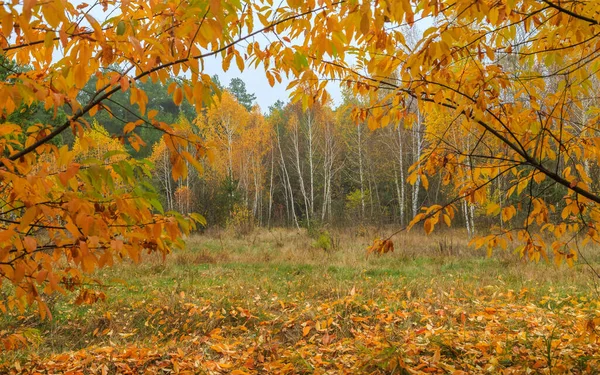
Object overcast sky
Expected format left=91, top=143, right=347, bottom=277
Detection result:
left=203, top=55, right=343, bottom=112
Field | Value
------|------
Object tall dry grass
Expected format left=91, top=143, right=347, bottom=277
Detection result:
left=169, top=226, right=600, bottom=296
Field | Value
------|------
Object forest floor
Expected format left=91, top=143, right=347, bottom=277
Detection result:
left=2, top=227, right=600, bottom=374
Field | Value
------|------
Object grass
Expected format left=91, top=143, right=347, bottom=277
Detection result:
left=2, top=227, right=600, bottom=373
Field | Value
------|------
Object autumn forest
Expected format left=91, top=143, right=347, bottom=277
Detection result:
left=3, top=0, right=600, bottom=373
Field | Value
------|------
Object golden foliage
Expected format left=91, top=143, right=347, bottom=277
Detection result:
left=1, top=0, right=600, bottom=318
left=72, top=121, right=127, bottom=163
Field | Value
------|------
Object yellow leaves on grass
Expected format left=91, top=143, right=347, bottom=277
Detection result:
left=74, top=289, right=107, bottom=305
left=3, top=281, right=600, bottom=373
left=302, top=325, right=312, bottom=337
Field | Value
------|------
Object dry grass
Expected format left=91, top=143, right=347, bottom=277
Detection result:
left=177, top=226, right=600, bottom=294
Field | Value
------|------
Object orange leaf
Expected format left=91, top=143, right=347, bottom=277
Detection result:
left=173, top=87, right=183, bottom=106
left=302, top=325, right=312, bottom=336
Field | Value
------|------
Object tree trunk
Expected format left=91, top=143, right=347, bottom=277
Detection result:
left=268, top=141, right=274, bottom=227
left=277, top=126, right=299, bottom=228
left=321, top=118, right=335, bottom=222
left=396, top=124, right=406, bottom=225
left=307, top=109, right=315, bottom=218
left=358, top=122, right=365, bottom=220
left=412, top=110, right=422, bottom=218
left=291, top=118, right=310, bottom=225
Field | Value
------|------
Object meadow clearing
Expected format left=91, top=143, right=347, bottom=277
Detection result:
left=2, top=227, right=600, bottom=374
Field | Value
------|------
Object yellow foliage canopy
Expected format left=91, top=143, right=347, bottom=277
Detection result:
left=1, top=0, right=600, bottom=316
left=72, top=121, right=127, bottom=163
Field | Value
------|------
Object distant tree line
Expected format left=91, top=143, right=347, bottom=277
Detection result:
left=2, top=57, right=573, bottom=236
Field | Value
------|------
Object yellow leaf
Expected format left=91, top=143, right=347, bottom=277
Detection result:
left=266, top=71, right=275, bottom=87
left=360, top=13, right=369, bottom=35
left=173, top=87, right=183, bottom=106
left=136, top=89, right=148, bottom=115
left=223, top=51, right=234, bottom=71
left=74, top=65, right=87, bottom=88
left=486, top=203, right=500, bottom=215
left=181, top=151, right=203, bottom=173
left=501, top=206, right=515, bottom=222
left=14, top=263, right=25, bottom=283
left=123, top=122, right=136, bottom=134
left=533, top=172, right=545, bottom=184
left=302, top=325, right=312, bottom=336
left=23, top=236, right=36, bottom=252
left=443, top=214, right=451, bottom=227
left=235, top=52, right=244, bottom=71
left=89, top=104, right=99, bottom=117
left=85, top=14, right=104, bottom=42
left=19, top=207, right=38, bottom=231
left=120, top=76, right=130, bottom=92
left=424, top=218, right=434, bottom=234
left=193, top=83, right=204, bottom=107
left=23, top=0, right=36, bottom=20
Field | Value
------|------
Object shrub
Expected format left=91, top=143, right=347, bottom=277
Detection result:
left=314, top=230, right=332, bottom=251
left=227, top=204, right=255, bottom=236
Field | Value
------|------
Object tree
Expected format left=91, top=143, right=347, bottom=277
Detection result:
left=2, top=0, right=600, bottom=317
left=198, top=91, right=249, bottom=183
left=319, top=106, right=341, bottom=222
left=228, top=78, right=257, bottom=111
left=193, top=92, right=272, bottom=226
left=0, top=54, right=19, bottom=81
left=0, top=0, right=313, bottom=316
left=244, top=105, right=272, bottom=222
left=309, top=0, right=600, bottom=263
left=149, top=138, right=175, bottom=211
left=72, top=121, right=128, bottom=163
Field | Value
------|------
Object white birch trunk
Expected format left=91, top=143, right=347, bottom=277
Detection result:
left=268, top=141, right=274, bottom=227
left=307, top=110, right=315, bottom=218
left=291, top=119, right=310, bottom=225
left=277, top=127, right=299, bottom=228
left=412, top=110, right=422, bottom=217
left=396, top=124, right=406, bottom=225
left=358, top=123, right=365, bottom=220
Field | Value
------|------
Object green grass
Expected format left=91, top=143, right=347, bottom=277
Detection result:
left=2, top=227, right=600, bottom=373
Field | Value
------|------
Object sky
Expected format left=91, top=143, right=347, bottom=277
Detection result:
left=202, top=52, right=344, bottom=112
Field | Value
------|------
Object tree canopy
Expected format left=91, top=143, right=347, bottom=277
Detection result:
left=228, top=78, right=257, bottom=111
left=1, top=0, right=600, bottom=315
